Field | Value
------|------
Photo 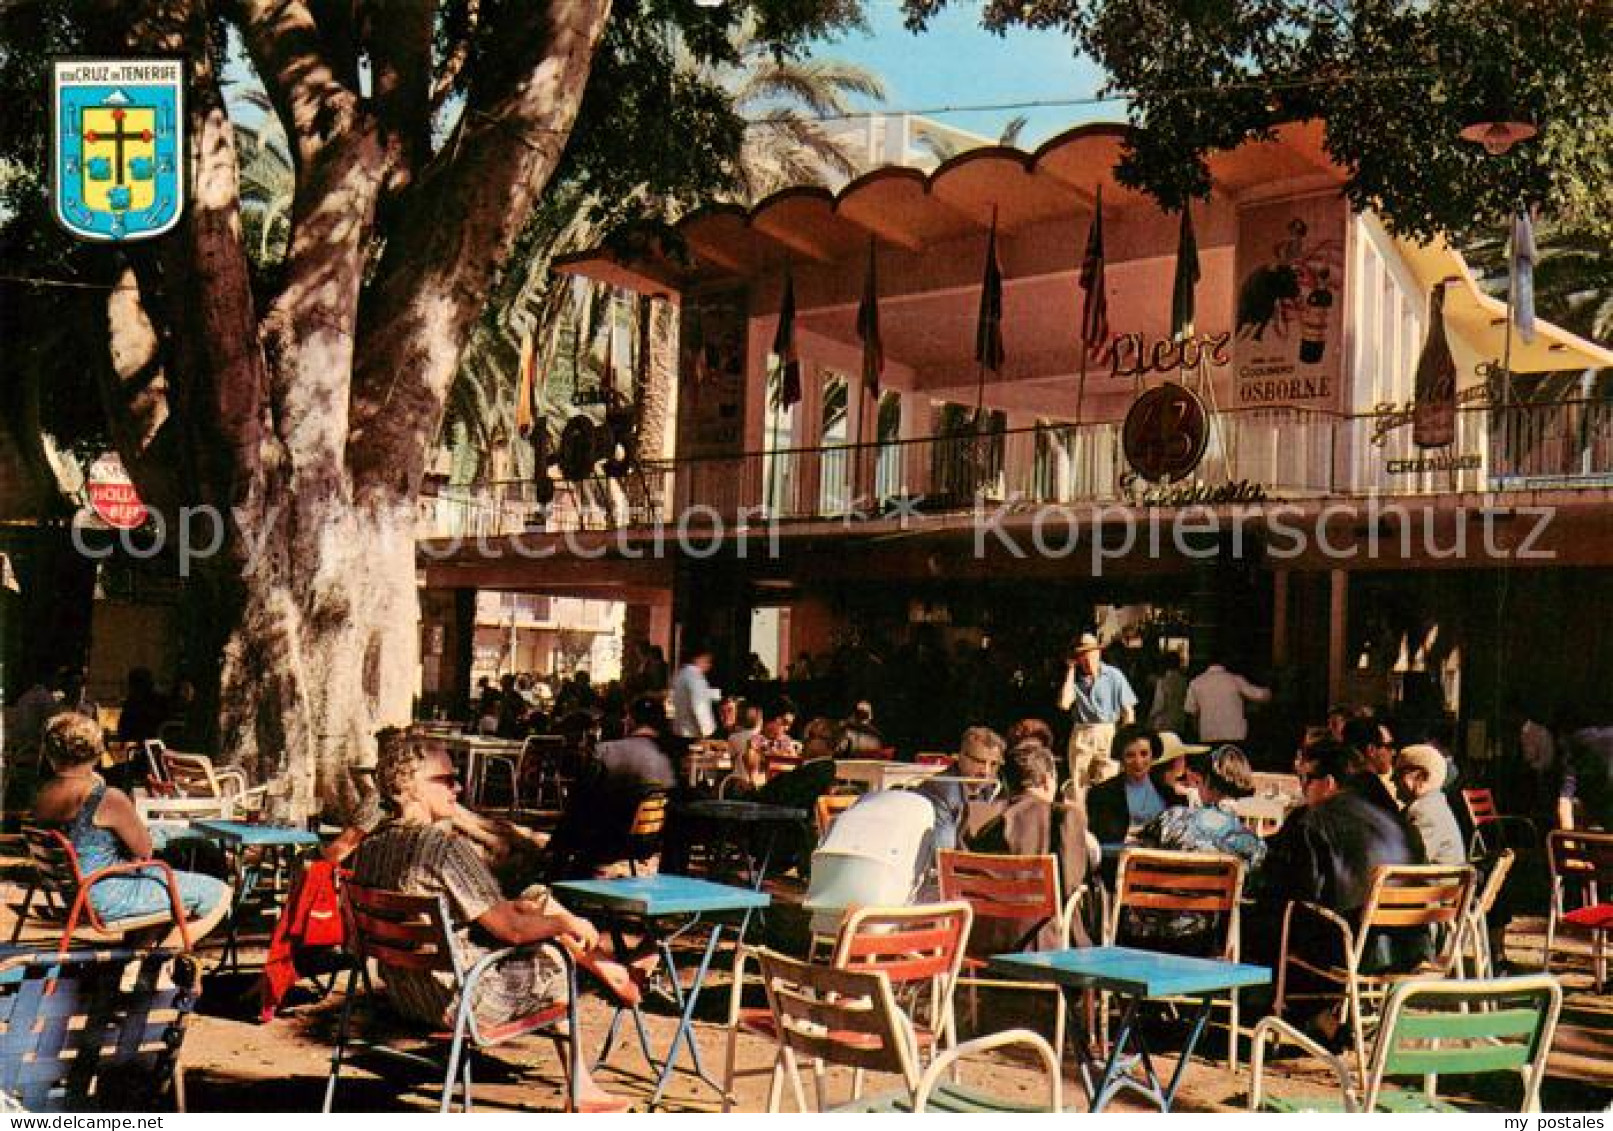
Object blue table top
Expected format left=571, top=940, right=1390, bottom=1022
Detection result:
left=675, top=800, right=808, bottom=823
left=988, top=946, right=1270, bottom=998
left=554, top=874, right=771, bottom=917
left=190, top=819, right=323, bottom=848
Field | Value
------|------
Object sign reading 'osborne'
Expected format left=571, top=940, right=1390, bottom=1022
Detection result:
left=86, top=453, right=147, bottom=529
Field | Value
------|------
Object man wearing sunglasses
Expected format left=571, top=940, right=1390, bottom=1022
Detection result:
left=349, top=738, right=635, bottom=1111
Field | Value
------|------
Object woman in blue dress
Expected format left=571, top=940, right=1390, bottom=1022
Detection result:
left=31, top=712, right=230, bottom=946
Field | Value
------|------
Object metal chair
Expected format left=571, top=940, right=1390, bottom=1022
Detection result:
left=814, top=791, right=859, bottom=839
left=161, top=751, right=268, bottom=818
left=1274, top=863, right=1476, bottom=1083
left=1251, top=974, right=1562, bottom=1113
left=624, top=789, right=669, bottom=875
left=720, top=901, right=973, bottom=1111
left=8, top=826, right=194, bottom=951
left=1461, top=787, right=1538, bottom=858
left=1544, top=829, right=1613, bottom=991
left=1104, top=848, right=1248, bottom=1068
left=323, top=883, right=580, bottom=1113
left=0, top=948, right=201, bottom=1112
left=1461, top=848, right=1516, bottom=978
left=752, top=947, right=1061, bottom=1113
left=937, top=850, right=1086, bottom=1069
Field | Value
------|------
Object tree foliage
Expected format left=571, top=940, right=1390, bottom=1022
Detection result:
left=902, top=0, right=1613, bottom=242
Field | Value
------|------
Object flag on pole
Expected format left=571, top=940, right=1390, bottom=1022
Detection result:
left=975, top=214, right=1005, bottom=373
left=1170, top=203, right=1200, bottom=339
left=857, top=239, right=885, bottom=400
left=1079, top=186, right=1109, bottom=358
left=773, top=265, right=802, bottom=409
left=1511, top=207, right=1537, bottom=345
left=514, top=330, right=538, bottom=438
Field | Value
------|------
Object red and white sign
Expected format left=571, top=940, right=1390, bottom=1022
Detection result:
left=86, top=453, right=148, bottom=529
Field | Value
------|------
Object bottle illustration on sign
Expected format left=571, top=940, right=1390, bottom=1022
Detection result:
left=1299, top=267, right=1333, bottom=364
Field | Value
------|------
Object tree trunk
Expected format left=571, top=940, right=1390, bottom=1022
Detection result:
left=638, top=297, right=678, bottom=465
left=216, top=493, right=419, bottom=816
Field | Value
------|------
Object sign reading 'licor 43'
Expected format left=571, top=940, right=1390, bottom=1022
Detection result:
left=52, top=58, right=184, bottom=242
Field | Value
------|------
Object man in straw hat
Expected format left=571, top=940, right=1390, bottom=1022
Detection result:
left=1057, top=632, right=1138, bottom=789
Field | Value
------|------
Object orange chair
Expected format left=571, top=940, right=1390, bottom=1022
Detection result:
left=1460, top=788, right=1538, bottom=857
left=720, top=903, right=976, bottom=1110
left=324, top=883, right=579, bottom=1113
left=814, top=791, right=859, bottom=839
left=8, top=826, right=193, bottom=951
left=937, top=850, right=1086, bottom=1066
left=765, top=753, right=803, bottom=781
left=1545, top=830, right=1613, bottom=992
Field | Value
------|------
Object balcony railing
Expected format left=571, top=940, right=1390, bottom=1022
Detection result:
left=417, top=400, right=1613, bottom=541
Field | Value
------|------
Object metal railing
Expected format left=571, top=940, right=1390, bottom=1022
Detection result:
left=416, top=400, right=1613, bottom=540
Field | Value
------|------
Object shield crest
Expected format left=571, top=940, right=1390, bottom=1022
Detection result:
left=52, top=58, right=184, bottom=242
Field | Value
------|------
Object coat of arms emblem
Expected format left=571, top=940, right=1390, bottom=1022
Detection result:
left=52, top=58, right=184, bottom=242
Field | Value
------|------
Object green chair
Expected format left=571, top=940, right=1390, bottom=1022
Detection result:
left=1249, top=973, right=1562, bottom=1113
left=752, top=948, right=1062, bottom=1113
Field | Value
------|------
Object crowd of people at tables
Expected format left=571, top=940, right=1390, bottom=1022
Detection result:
left=18, top=627, right=1613, bottom=1112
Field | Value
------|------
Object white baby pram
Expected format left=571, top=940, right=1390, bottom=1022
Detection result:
left=803, top=789, right=938, bottom=941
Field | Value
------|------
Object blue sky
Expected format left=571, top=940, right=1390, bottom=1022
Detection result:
left=809, top=1, right=1123, bottom=146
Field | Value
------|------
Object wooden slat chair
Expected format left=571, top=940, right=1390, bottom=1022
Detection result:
left=937, top=850, right=1084, bottom=1067
left=720, top=901, right=973, bottom=1111
left=1460, top=849, right=1516, bottom=979
left=814, top=791, right=860, bottom=839
left=765, top=752, right=803, bottom=781
left=1461, top=788, right=1538, bottom=858
left=161, top=751, right=268, bottom=818
left=1104, top=848, right=1248, bottom=1068
left=323, top=883, right=579, bottom=1114
left=0, top=948, right=202, bottom=1113
left=752, top=948, right=1062, bottom=1113
left=1544, top=829, right=1613, bottom=992
left=1274, top=863, right=1476, bottom=1083
left=1251, top=973, right=1563, bottom=1113
left=623, top=790, right=669, bottom=876
left=8, top=827, right=194, bottom=951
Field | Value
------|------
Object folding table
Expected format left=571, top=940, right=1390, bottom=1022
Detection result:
left=989, top=945, right=1270, bottom=1112
left=191, top=819, right=322, bottom=973
left=553, top=874, right=769, bottom=1109
left=672, top=799, right=808, bottom=891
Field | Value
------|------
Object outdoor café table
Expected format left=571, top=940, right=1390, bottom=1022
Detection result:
left=988, top=945, right=1271, bottom=1113
left=553, top=874, right=769, bottom=1109
left=191, top=819, right=322, bottom=974
left=833, top=758, right=945, bottom=793
left=672, top=799, right=809, bottom=892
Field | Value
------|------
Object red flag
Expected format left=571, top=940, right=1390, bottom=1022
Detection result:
left=975, top=216, right=1005, bottom=373
left=514, top=331, right=538, bottom=438
left=857, top=239, right=884, bottom=400
left=772, top=266, right=801, bottom=409
left=1079, top=187, right=1109, bottom=359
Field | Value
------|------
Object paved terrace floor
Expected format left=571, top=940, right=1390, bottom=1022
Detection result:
left=3, top=851, right=1611, bottom=1114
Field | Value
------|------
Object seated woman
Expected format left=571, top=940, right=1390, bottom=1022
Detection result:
left=31, top=713, right=231, bottom=947
left=1125, top=745, right=1267, bottom=954
left=349, top=737, right=635, bottom=1112
left=1085, top=725, right=1175, bottom=847
left=963, top=741, right=1094, bottom=948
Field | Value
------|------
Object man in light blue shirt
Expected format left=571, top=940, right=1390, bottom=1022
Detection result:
left=1057, top=633, right=1137, bottom=789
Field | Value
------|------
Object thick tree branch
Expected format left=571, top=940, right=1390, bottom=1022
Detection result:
left=347, top=0, right=613, bottom=502
left=364, top=0, right=434, bottom=194
left=233, top=0, right=360, bottom=169
left=430, top=0, right=481, bottom=113
left=114, top=1, right=270, bottom=518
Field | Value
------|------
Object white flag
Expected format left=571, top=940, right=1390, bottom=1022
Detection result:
left=1511, top=209, right=1537, bottom=346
